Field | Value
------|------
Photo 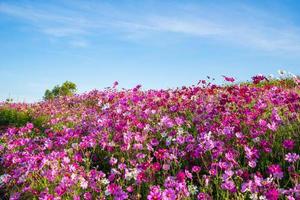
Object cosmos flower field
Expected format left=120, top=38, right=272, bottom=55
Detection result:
left=0, top=75, right=299, bottom=200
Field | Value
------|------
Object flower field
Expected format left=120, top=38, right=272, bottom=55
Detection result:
left=0, top=75, right=299, bottom=200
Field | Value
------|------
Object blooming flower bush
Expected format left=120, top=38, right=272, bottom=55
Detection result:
left=0, top=74, right=299, bottom=200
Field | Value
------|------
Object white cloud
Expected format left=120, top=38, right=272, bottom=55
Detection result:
left=1, top=1, right=300, bottom=53
left=148, top=17, right=227, bottom=36
left=42, top=27, right=88, bottom=37
left=69, top=39, right=89, bottom=48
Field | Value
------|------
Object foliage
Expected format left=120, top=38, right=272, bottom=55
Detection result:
left=0, top=106, right=48, bottom=131
left=43, top=81, right=77, bottom=100
left=0, top=107, right=32, bottom=127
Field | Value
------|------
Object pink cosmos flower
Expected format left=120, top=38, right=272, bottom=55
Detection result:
left=268, top=164, right=283, bottom=179
left=185, top=170, right=193, bottom=179
left=223, top=76, right=235, bottom=82
left=209, top=168, right=217, bottom=176
left=126, top=186, right=133, bottom=193
left=113, top=81, right=119, bottom=88
left=248, top=160, right=257, bottom=168
left=197, top=192, right=212, bottom=200
left=267, top=121, right=277, bottom=131
left=162, top=188, right=176, bottom=200
left=84, top=192, right=92, bottom=200
left=73, top=195, right=80, bottom=200
left=283, top=139, right=295, bottom=150
left=9, top=192, right=21, bottom=200
left=161, top=116, right=174, bottom=128
left=150, top=139, right=159, bottom=146
left=147, top=186, right=162, bottom=200
left=26, top=123, right=34, bottom=130
left=54, top=185, right=66, bottom=196
left=259, top=119, right=267, bottom=127
left=192, top=166, right=201, bottom=173
left=80, top=178, right=88, bottom=189
left=176, top=171, right=186, bottom=182
left=252, top=74, right=267, bottom=84
left=265, top=188, right=279, bottom=200
left=221, top=180, right=237, bottom=192
left=162, top=164, right=170, bottom=171
left=109, top=157, right=118, bottom=165
left=285, top=153, right=300, bottom=163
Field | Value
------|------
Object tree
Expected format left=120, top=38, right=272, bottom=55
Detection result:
left=43, top=81, right=77, bottom=100
left=5, top=98, right=13, bottom=103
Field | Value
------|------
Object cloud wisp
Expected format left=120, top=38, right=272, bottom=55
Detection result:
left=1, top=1, right=300, bottom=53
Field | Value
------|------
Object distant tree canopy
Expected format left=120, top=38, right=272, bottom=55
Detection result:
left=43, top=81, right=77, bottom=100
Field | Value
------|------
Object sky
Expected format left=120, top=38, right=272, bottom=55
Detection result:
left=0, top=0, right=300, bottom=102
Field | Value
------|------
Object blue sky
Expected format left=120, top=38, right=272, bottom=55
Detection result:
left=0, top=0, right=300, bottom=102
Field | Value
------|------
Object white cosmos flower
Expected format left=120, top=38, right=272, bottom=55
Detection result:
left=259, top=196, right=267, bottom=200
left=161, top=132, right=167, bottom=137
left=101, top=178, right=109, bottom=185
left=177, top=127, right=184, bottom=135
left=125, top=168, right=139, bottom=181
left=0, top=174, right=10, bottom=186
left=71, top=173, right=77, bottom=180
left=188, top=184, right=198, bottom=195
left=166, top=136, right=172, bottom=144
left=250, top=193, right=258, bottom=200
left=71, top=143, right=78, bottom=149
left=102, top=103, right=110, bottom=110
left=105, top=189, right=111, bottom=196
left=80, top=177, right=88, bottom=189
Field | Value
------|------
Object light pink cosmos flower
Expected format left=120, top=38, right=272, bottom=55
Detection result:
left=285, top=153, right=300, bottom=163
left=162, top=188, right=176, bottom=200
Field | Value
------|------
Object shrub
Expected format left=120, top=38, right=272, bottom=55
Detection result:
left=0, top=108, right=32, bottom=127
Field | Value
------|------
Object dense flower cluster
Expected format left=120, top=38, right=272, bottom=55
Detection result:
left=0, top=74, right=299, bottom=200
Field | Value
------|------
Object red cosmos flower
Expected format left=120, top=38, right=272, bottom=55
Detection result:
left=151, top=162, right=161, bottom=172
left=137, top=172, right=147, bottom=183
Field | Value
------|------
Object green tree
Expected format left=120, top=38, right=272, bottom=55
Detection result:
left=43, top=81, right=77, bottom=100
left=5, top=98, right=13, bottom=103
